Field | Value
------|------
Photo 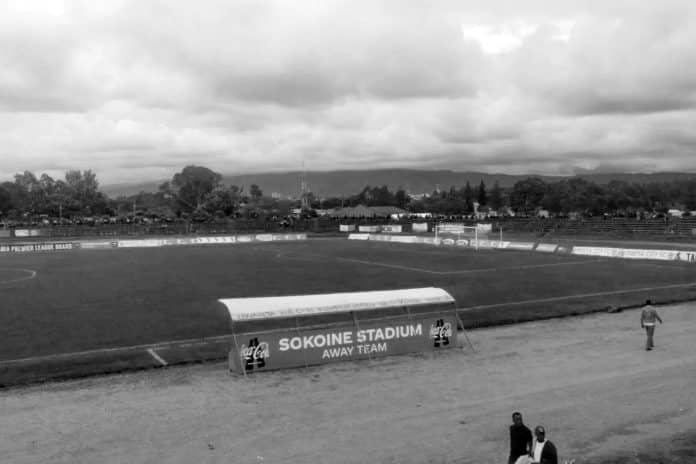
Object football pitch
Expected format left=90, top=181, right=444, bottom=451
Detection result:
left=2, top=237, right=696, bottom=366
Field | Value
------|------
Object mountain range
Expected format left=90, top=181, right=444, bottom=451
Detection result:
left=101, top=169, right=696, bottom=199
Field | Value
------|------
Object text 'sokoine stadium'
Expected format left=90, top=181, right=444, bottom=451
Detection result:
left=1, top=231, right=696, bottom=386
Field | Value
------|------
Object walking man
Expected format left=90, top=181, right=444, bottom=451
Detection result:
left=509, top=411, right=533, bottom=464
left=641, top=299, right=663, bottom=351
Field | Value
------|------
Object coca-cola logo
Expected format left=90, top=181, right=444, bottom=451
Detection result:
left=430, top=320, right=452, bottom=347
left=241, top=342, right=270, bottom=360
left=241, top=338, right=269, bottom=371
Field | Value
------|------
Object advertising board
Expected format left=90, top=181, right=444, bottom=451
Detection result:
left=535, top=243, right=558, bottom=253
left=348, top=233, right=370, bottom=240
left=79, top=241, right=114, bottom=249
left=389, top=236, right=418, bottom=244
left=271, top=233, right=306, bottom=241
left=619, top=248, right=679, bottom=260
left=381, top=225, right=403, bottom=233
left=571, top=246, right=680, bottom=261
left=411, top=223, right=429, bottom=233
left=358, top=225, right=380, bottom=233
left=339, top=224, right=356, bottom=232
left=117, top=239, right=164, bottom=248
left=0, top=242, right=75, bottom=252
left=476, top=223, right=492, bottom=233
left=507, top=242, right=535, bottom=250
left=230, top=313, right=458, bottom=373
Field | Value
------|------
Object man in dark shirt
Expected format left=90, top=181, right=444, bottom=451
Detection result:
left=509, top=411, right=533, bottom=464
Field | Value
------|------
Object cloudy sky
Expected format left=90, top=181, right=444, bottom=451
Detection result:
left=2, top=0, right=696, bottom=184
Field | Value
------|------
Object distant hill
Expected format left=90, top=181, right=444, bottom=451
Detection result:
left=101, top=169, right=696, bottom=198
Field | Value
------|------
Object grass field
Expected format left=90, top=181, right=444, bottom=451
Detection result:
left=2, top=237, right=696, bottom=365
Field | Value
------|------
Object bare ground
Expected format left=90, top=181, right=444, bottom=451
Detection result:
left=1, top=303, right=695, bottom=464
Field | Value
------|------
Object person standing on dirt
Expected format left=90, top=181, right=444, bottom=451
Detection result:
left=530, top=425, right=557, bottom=464
left=508, top=411, right=533, bottom=464
left=641, top=299, right=663, bottom=351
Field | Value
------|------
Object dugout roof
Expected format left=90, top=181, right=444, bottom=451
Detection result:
left=219, top=287, right=455, bottom=321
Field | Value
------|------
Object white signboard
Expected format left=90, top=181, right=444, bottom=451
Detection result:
left=535, top=243, right=558, bottom=253
left=381, top=225, right=403, bottom=233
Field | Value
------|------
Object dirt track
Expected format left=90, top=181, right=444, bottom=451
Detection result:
left=1, top=303, right=694, bottom=464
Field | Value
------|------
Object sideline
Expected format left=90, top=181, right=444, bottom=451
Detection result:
left=0, top=334, right=231, bottom=366
left=336, top=257, right=603, bottom=275
left=462, top=281, right=696, bottom=310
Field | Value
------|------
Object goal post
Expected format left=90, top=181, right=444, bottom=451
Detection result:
left=434, top=223, right=499, bottom=249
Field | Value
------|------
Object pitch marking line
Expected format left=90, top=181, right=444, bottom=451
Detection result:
left=0, top=268, right=37, bottom=284
left=147, top=348, right=168, bottom=366
left=336, top=257, right=602, bottom=275
left=462, top=281, right=696, bottom=310
left=0, top=334, right=231, bottom=366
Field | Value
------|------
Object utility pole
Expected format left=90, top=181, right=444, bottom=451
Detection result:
left=300, top=158, right=310, bottom=211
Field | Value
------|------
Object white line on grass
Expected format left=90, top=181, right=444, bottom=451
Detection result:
left=462, top=281, right=696, bottom=310
left=336, top=257, right=603, bottom=275
left=0, top=334, right=231, bottom=366
left=147, top=348, right=168, bottom=366
left=0, top=268, right=37, bottom=284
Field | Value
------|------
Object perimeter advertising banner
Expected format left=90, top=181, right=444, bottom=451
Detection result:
left=412, top=223, right=429, bottom=232
left=230, top=313, right=458, bottom=373
left=0, top=242, right=74, bottom=252
left=381, top=225, right=403, bottom=233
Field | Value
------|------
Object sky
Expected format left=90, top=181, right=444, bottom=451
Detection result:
left=1, top=0, right=696, bottom=185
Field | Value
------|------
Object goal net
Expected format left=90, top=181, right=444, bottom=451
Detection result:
left=434, top=223, right=496, bottom=249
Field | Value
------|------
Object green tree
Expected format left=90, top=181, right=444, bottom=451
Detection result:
left=249, top=184, right=263, bottom=201
left=510, top=178, right=548, bottom=214
left=394, top=188, right=409, bottom=209
left=0, top=183, right=13, bottom=214
left=463, top=182, right=474, bottom=213
left=477, top=180, right=487, bottom=206
left=160, top=165, right=223, bottom=213
left=489, top=181, right=503, bottom=211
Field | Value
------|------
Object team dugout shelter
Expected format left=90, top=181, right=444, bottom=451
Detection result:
left=218, top=287, right=460, bottom=374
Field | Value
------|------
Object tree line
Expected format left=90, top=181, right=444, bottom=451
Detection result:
left=2, top=165, right=696, bottom=221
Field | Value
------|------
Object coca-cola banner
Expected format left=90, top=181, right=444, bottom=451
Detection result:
left=229, top=313, right=458, bottom=373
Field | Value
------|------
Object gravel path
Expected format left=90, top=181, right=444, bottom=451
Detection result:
left=1, top=303, right=694, bottom=464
